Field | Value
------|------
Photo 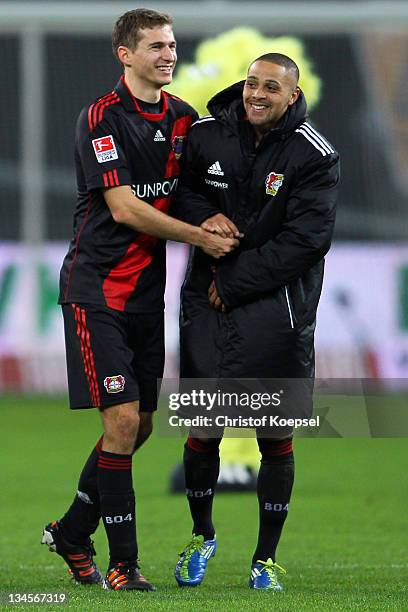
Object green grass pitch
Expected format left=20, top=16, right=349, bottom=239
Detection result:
left=1, top=396, right=407, bottom=611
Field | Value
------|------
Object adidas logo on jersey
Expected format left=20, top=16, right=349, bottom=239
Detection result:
left=154, top=130, right=166, bottom=142
left=207, top=161, right=224, bottom=176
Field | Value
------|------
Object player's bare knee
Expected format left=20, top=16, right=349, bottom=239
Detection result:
left=101, top=403, right=140, bottom=452
left=115, top=410, right=140, bottom=439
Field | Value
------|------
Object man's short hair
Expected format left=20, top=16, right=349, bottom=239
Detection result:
left=250, top=53, right=300, bottom=84
left=112, top=8, right=173, bottom=60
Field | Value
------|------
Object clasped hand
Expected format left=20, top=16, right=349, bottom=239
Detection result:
left=201, top=214, right=243, bottom=311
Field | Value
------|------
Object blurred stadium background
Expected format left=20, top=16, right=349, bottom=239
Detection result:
left=1, top=0, right=408, bottom=392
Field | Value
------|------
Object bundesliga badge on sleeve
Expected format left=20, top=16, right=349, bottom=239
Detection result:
left=92, top=135, right=119, bottom=163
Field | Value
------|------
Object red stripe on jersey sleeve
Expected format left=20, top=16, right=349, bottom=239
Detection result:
left=98, top=96, right=120, bottom=125
left=94, top=92, right=116, bottom=122
left=102, top=169, right=119, bottom=189
left=88, top=104, right=95, bottom=131
left=88, top=92, right=120, bottom=131
left=94, top=95, right=112, bottom=127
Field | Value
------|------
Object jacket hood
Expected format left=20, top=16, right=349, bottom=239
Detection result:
left=207, top=80, right=307, bottom=136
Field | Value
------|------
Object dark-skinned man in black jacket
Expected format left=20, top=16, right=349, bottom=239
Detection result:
left=173, top=53, right=339, bottom=592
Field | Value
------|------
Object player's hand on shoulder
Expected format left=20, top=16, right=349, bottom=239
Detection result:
left=201, top=213, right=243, bottom=239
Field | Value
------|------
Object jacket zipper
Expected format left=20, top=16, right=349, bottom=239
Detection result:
left=284, top=285, right=295, bottom=329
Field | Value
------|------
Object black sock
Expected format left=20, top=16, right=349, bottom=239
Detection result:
left=252, top=438, right=295, bottom=564
left=97, top=450, right=137, bottom=566
left=59, top=437, right=103, bottom=544
left=183, top=437, right=221, bottom=540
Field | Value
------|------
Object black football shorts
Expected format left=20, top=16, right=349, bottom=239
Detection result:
left=62, top=303, right=164, bottom=411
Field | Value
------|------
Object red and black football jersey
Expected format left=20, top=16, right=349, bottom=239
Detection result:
left=59, top=75, right=197, bottom=313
